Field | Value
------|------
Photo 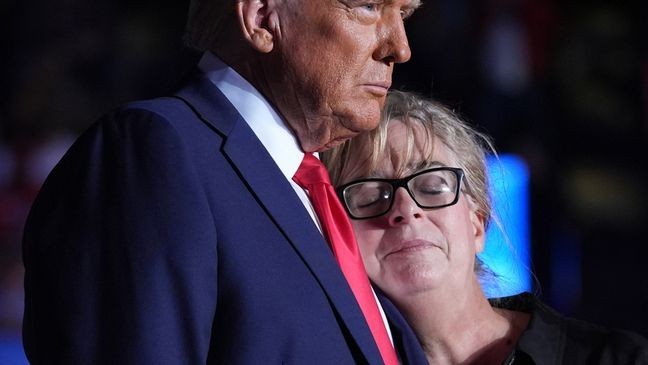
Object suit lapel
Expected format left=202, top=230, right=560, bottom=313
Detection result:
left=376, top=288, right=428, bottom=364
left=175, top=74, right=383, bottom=363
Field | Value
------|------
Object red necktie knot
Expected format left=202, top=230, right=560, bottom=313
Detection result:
left=292, top=153, right=332, bottom=188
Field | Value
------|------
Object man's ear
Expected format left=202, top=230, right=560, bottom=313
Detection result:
left=235, top=0, right=276, bottom=53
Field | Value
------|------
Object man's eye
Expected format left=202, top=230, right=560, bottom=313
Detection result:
left=356, top=2, right=380, bottom=13
left=349, top=2, right=381, bottom=22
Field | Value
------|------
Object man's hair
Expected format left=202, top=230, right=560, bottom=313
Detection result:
left=184, top=0, right=235, bottom=50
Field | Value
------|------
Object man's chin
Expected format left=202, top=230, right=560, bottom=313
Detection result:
left=345, top=103, right=382, bottom=132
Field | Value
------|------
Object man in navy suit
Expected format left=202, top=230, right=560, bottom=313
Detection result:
left=22, top=0, right=426, bottom=363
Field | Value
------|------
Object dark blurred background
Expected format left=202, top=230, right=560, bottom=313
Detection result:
left=1, top=0, right=647, bottom=361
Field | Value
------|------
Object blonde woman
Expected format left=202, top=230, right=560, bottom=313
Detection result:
left=323, top=90, right=648, bottom=364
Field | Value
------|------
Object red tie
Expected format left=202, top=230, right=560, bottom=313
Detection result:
left=293, top=153, right=399, bottom=365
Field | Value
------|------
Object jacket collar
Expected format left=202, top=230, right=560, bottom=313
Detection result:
left=493, top=292, right=565, bottom=364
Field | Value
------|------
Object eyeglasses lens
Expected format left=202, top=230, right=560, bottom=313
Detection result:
left=408, top=170, right=458, bottom=208
left=343, top=182, right=393, bottom=218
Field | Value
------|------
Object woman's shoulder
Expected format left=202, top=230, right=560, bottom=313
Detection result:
left=491, top=292, right=648, bottom=364
left=559, top=314, right=648, bottom=364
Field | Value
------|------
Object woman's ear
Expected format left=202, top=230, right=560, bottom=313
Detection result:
left=235, top=0, right=276, bottom=53
left=469, top=202, right=486, bottom=254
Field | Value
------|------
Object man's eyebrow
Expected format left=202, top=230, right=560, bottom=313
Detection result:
left=383, top=0, right=421, bottom=9
left=403, top=0, right=422, bottom=12
left=398, top=0, right=421, bottom=20
left=407, top=0, right=422, bottom=9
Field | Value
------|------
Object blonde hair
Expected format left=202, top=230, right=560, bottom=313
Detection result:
left=322, top=90, right=498, bottom=279
left=323, top=90, right=496, bottom=228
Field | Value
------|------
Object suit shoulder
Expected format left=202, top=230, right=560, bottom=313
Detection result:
left=108, top=97, right=191, bottom=130
left=120, top=97, right=186, bottom=117
left=79, top=96, right=214, bottom=145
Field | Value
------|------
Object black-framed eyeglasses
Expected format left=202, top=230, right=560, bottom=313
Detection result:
left=337, top=167, right=465, bottom=220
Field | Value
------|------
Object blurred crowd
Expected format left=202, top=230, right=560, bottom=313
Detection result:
left=1, top=0, right=647, bottom=350
left=0, top=132, right=75, bottom=330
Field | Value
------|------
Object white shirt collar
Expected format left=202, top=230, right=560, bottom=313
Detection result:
left=198, top=51, right=309, bottom=179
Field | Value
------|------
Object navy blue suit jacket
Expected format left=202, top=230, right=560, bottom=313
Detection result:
left=22, top=73, right=427, bottom=364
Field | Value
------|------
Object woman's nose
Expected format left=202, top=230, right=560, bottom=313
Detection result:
left=387, top=187, right=424, bottom=225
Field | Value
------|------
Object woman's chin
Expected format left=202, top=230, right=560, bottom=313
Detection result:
left=380, top=265, right=447, bottom=298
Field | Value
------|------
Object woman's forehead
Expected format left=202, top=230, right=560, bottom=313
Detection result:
left=377, top=123, right=458, bottom=178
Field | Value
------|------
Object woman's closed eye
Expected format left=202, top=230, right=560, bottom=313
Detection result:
left=353, top=189, right=389, bottom=209
left=417, top=184, right=452, bottom=195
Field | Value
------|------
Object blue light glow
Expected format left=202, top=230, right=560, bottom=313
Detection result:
left=479, top=154, right=532, bottom=298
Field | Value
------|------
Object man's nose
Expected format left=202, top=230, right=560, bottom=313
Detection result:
left=387, top=187, right=424, bottom=225
left=374, top=11, right=412, bottom=64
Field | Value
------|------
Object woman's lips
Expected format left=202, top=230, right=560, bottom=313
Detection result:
left=384, top=239, right=440, bottom=258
